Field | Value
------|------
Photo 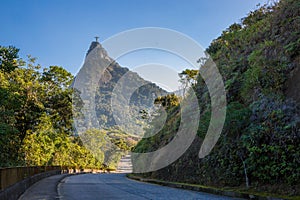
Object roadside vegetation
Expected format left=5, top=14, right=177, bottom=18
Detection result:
left=0, top=47, right=136, bottom=169
left=133, top=0, right=300, bottom=196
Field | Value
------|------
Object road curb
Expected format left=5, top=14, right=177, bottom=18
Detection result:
left=56, top=173, right=91, bottom=199
left=56, top=173, right=78, bottom=199
left=126, top=174, right=293, bottom=200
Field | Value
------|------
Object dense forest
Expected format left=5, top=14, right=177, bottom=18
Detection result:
left=134, top=0, right=300, bottom=197
left=0, top=46, right=137, bottom=169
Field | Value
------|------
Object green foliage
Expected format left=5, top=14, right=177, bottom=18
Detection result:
left=0, top=46, right=21, bottom=72
left=133, top=102, right=180, bottom=154
left=41, top=66, right=74, bottom=134
left=241, top=96, right=300, bottom=184
left=0, top=45, right=116, bottom=169
left=134, top=0, right=300, bottom=196
left=0, top=55, right=45, bottom=166
left=154, top=94, right=180, bottom=110
left=23, top=114, right=57, bottom=166
left=197, top=110, right=211, bottom=139
left=271, top=0, right=300, bottom=58
left=178, top=69, right=199, bottom=96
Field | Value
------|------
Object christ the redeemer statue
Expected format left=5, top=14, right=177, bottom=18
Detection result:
left=95, top=36, right=99, bottom=42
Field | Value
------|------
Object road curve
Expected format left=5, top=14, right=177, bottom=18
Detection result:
left=58, top=173, right=243, bottom=200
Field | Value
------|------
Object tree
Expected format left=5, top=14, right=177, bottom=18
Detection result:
left=178, top=69, right=198, bottom=96
left=41, top=66, right=74, bottom=135
left=154, top=93, right=180, bottom=110
left=23, top=114, right=56, bottom=166
left=0, top=45, right=112, bottom=169
left=0, top=46, right=21, bottom=72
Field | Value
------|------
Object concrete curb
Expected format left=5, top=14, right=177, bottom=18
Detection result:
left=56, top=173, right=80, bottom=199
left=0, top=170, right=61, bottom=200
left=126, top=174, right=293, bottom=200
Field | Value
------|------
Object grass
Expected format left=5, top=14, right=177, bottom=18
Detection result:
left=127, top=174, right=300, bottom=200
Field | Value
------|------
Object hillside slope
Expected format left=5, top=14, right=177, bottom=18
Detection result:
left=133, top=0, right=300, bottom=196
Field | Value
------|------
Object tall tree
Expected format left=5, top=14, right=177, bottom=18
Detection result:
left=0, top=46, right=21, bottom=73
left=178, top=69, right=198, bottom=96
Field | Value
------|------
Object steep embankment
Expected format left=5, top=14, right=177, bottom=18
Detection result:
left=134, top=0, right=300, bottom=196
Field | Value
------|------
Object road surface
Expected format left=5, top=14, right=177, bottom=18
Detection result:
left=19, top=174, right=69, bottom=200
left=116, top=154, right=132, bottom=173
left=58, top=173, right=242, bottom=200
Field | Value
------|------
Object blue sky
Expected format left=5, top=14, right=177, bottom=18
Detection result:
left=1, top=0, right=266, bottom=76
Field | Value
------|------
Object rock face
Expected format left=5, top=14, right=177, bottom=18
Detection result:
left=86, top=41, right=114, bottom=63
left=74, top=41, right=167, bottom=135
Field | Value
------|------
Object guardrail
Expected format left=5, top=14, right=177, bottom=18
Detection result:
left=0, top=166, right=67, bottom=200
left=0, top=166, right=65, bottom=191
left=0, top=166, right=114, bottom=191
left=0, top=166, right=115, bottom=200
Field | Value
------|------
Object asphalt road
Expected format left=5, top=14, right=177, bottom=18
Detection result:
left=19, top=174, right=69, bottom=200
left=58, top=173, right=242, bottom=200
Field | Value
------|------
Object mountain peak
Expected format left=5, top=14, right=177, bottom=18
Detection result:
left=86, top=41, right=101, bottom=56
left=86, top=40, right=114, bottom=63
left=74, top=39, right=167, bottom=135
